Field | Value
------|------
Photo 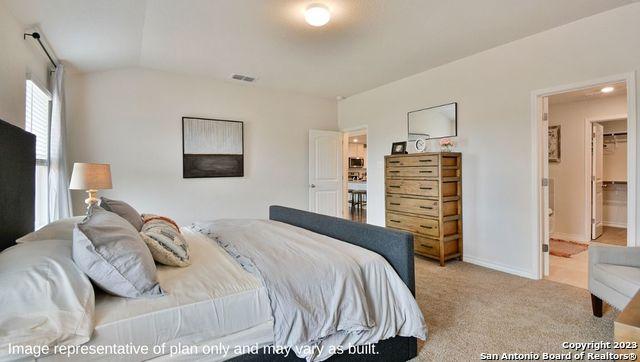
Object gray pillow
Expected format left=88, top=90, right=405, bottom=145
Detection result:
left=72, top=205, right=163, bottom=298
left=100, top=197, right=144, bottom=231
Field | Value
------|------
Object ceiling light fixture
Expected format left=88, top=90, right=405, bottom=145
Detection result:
left=601, top=86, right=614, bottom=93
left=353, top=139, right=358, bottom=143
left=305, top=3, right=331, bottom=27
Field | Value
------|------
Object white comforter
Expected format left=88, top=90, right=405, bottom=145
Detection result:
left=192, top=219, right=427, bottom=361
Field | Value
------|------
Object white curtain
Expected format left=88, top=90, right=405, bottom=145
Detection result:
left=48, top=64, right=72, bottom=220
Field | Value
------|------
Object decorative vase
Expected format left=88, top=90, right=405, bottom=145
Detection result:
left=441, top=144, right=453, bottom=152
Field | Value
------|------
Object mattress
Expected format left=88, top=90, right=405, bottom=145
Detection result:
left=39, top=228, right=273, bottom=361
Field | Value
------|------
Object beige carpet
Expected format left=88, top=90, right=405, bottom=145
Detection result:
left=412, top=258, right=617, bottom=361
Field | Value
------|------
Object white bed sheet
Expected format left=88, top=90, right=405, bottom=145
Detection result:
left=37, top=228, right=273, bottom=362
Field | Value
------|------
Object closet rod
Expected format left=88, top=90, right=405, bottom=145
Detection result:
left=23, top=32, right=57, bottom=69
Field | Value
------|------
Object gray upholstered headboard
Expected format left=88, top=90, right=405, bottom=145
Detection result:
left=0, top=119, right=36, bottom=251
left=269, top=205, right=415, bottom=295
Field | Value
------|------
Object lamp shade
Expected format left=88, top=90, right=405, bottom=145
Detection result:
left=69, top=163, right=112, bottom=190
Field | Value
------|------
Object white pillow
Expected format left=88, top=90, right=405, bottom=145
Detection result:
left=0, top=240, right=95, bottom=359
left=16, top=217, right=84, bottom=243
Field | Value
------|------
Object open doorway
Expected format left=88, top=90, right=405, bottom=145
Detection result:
left=534, top=76, right=636, bottom=288
left=342, top=128, right=367, bottom=223
left=587, top=116, right=628, bottom=245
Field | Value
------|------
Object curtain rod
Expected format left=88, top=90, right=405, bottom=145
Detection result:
left=23, top=32, right=57, bottom=70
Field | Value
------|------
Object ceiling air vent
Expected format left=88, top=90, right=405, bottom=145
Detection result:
left=231, top=74, right=256, bottom=83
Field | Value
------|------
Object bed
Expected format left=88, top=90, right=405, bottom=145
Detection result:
left=0, top=119, right=423, bottom=362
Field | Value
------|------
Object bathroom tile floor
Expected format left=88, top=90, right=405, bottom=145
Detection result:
left=546, top=227, right=627, bottom=290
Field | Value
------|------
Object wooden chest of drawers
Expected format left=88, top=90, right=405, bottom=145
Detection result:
left=385, top=152, right=462, bottom=266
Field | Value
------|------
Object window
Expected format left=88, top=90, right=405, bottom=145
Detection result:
left=25, top=79, right=51, bottom=228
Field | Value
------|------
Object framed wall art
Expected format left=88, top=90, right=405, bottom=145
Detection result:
left=182, top=117, right=244, bottom=178
left=391, top=141, right=407, bottom=155
left=548, top=125, right=561, bottom=163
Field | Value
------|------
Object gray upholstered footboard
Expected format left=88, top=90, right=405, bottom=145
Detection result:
left=231, top=206, right=418, bottom=361
left=268, top=205, right=416, bottom=296
left=271, top=205, right=417, bottom=361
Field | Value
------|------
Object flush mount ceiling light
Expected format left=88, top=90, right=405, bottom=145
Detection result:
left=601, top=86, right=614, bottom=93
left=305, top=3, right=331, bottom=27
left=353, top=139, right=358, bottom=143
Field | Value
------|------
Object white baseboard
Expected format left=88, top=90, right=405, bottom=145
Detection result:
left=463, top=255, right=538, bottom=280
left=550, top=232, right=588, bottom=243
left=603, top=221, right=627, bottom=228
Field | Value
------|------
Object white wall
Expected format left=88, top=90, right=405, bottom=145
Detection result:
left=548, top=95, right=627, bottom=241
left=338, top=3, right=640, bottom=278
left=0, top=2, right=50, bottom=128
left=66, top=68, right=337, bottom=224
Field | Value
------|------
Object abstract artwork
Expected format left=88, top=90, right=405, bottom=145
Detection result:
left=182, top=117, right=244, bottom=177
left=548, top=125, right=561, bottom=163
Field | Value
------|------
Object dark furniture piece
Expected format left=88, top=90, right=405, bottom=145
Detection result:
left=230, top=206, right=417, bottom=361
left=591, top=294, right=603, bottom=318
left=349, top=190, right=367, bottom=211
left=0, top=119, right=35, bottom=252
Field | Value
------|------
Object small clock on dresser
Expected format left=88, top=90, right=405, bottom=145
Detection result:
left=414, top=138, right=428, bottom=152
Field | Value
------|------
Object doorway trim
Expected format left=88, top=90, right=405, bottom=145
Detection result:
left=584, top=114, right=628, bottom=241
left=531, top=72, right=637, bottom=280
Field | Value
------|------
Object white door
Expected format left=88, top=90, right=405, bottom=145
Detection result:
left=540, top=96, right=550, bottom=276
left=309, top=130, right=342, bottom=217
left=592, top=123, right=604, bottom=239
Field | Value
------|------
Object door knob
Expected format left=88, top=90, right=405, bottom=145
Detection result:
left=310, top=184, right=316, bottom=188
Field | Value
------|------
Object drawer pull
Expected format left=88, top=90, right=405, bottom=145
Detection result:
left=390, top=202, right=401, bottom=206
left=419, top=187, right=433, bottom=190
left=419, top=206, right=434, bottom=210
left=388, top=161, right=400, bottom=164
left=419, top=170, right=433, bottom=173
left=420, top=243, right=434, bottom=249
left=420, top=225, right=434, bottom=229
left=419, top=159, right=433, bottom=163
left=388, top=170, right=400, bottom=173
left=389, top=219, right=401, bottom=223
left=389, top=185, right=400, bottom=188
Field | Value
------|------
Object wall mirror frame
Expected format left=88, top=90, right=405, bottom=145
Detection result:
left=407, top=102, right=458, bottom=141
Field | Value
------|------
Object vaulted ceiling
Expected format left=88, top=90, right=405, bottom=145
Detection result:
left=3, top=0, right=634, bottom=98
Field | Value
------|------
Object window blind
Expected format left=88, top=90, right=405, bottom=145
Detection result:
left=25, top=80, right=51, bottom=165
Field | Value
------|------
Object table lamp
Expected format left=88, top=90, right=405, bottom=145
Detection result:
left=69, top=163, right=112, bottom=208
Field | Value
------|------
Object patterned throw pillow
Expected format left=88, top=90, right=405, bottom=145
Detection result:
left=139, top=215, right=191, bottom=267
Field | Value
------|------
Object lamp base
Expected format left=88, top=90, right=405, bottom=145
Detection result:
left=84, top=190, right=99, bottom=209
